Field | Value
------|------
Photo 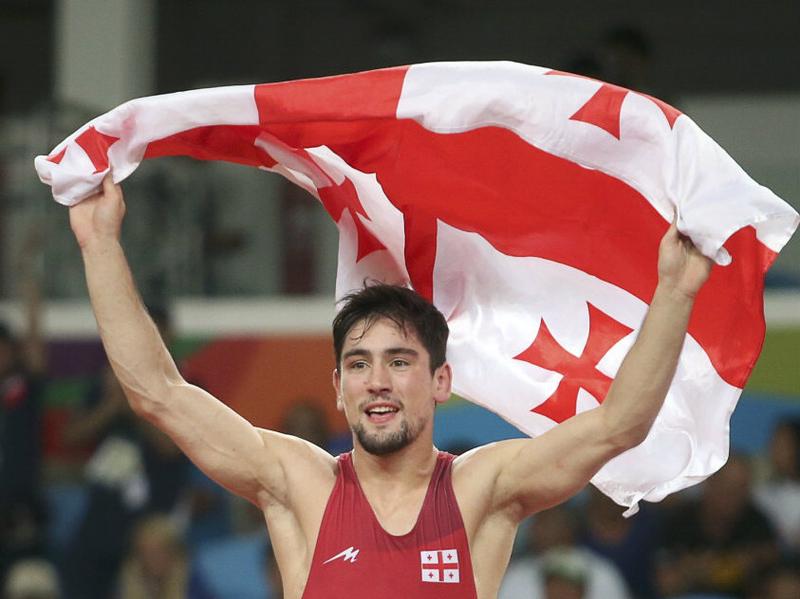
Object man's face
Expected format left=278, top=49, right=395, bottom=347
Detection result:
left=333, top=317, right=451, bottom=456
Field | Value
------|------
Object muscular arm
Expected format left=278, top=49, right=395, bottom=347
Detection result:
left=70, top=177, right=312, bottom=507
left=466, top=221, right=713, bottom=520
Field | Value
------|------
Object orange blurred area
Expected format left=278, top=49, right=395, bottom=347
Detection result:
left=183, top=335, right=346, bottom=434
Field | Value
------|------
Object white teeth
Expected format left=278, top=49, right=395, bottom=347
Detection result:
left=368, top=406, right=397, bottom=414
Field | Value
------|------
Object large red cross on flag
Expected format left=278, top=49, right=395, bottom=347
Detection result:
left=35, top=61, right=798, bottom=512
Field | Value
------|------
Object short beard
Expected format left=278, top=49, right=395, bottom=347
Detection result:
left=352, top=418, right=419, bottom=456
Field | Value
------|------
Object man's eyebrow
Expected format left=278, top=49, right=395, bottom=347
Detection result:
left=342, top=348, right=371, bottom=361
left=341, top=347, right=419, bottom=360
left=384, top=347, right=419, bottom=357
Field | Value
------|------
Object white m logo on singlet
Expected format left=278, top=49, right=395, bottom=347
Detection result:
left=324, top=546, right=360, bottom=564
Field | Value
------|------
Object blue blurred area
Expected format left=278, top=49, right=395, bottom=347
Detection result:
left=731, top=392, right=800, bottom=455
left=192, top=534, right=273, bottom=599
left=434, top=399, right=525, bottom=450
left=436, top=393, right=800, bottom=456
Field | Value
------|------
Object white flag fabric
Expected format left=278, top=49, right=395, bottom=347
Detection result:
left=35, top=61, right=798, bottom=512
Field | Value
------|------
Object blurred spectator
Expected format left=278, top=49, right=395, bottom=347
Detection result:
left=753, top=419, right=800, bottom=552
left=598, top=25, right=654, bottom=93
left=62, top=363, right=128, bottom=449
left=0, top=234, right=47, bottom=585
left=61, top=306, right=190, bottom=599
left=656, top=454, right=779, bottom=597
left=281, top=399, right=351, bottom=455
left=563, top=55, right=604, bottom=80
left=747, top=559, right=800, bottom=599
left=540, top=548, right=589, bottom=599
left=3, top=558, right=60, bottom=599
left=281, top=400, right=331, bottom=449
left=63, top=305, right=176, bottom=451
left=177, top=467, right=234, bottom=549
left=579, top=487, right=660, bottom=597
left=117, top=515, right=189, bottom=599
left=500, top=505, right=631, bottom=599
left=562, top=24, right=674, bottom=104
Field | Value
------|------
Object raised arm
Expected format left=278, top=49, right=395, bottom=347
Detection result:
left=469, top=221, right=713, bottom=520
left=69, top=176, right=324, bottom=507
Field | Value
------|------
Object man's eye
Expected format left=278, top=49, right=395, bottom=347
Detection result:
left=391, top=359, right=409, bottom=367
left=349, top=361, right=368, bottom=370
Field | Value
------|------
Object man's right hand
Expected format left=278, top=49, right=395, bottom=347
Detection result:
left=69, top=175, right=126, bottom=250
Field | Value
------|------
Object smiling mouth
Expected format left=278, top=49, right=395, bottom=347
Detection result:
left=364, top=403, right=400, bottom=423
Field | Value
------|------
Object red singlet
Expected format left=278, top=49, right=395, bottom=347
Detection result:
left=302, top=451, right=477, bottom=598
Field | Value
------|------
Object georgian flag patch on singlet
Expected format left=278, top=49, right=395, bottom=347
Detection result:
left=420, top=549, right=460, bottom=583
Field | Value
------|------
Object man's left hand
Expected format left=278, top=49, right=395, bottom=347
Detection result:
left=657, top=220, right=713, bottom=300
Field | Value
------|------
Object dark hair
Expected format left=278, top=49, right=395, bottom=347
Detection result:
left=332, top=284, right=448, bottom=374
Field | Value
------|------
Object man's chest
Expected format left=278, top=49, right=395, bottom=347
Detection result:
left=303, top=528, right=476, bottom=598
left=297, top=465, right=478, bottom=598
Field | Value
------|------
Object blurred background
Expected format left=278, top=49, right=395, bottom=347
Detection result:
left=0, top=1, right=798, bottom=598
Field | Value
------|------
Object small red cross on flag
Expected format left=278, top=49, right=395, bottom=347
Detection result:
left=421, top=549, right=460, bottom=583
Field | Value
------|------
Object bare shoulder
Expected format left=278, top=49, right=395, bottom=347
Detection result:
left=452, top=439, right=530, bottom=481
left=451, top=440, right=528, bottom=516
left=254, top=429, right=338, bottom=508
left=451, top=436, right=559, bottom=524
left=258, top=428, right=338, bottom=461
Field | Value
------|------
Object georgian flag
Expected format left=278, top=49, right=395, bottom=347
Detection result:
left=421, top=549, right=460, bottom=583
left=35, top=61, right=798, bottom=513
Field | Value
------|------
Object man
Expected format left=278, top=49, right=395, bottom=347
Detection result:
left=1, top=236, right=47, bottom=584
left=70, top=175, right=711, bottom=598
left=499, top=505, right=631, bottom=599
left=60, top=306, right=189, bottom=599
left=655, top=454, right=778, bottom=597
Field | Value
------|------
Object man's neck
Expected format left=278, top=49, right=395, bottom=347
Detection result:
left=351, top=437, right=440, bottom=490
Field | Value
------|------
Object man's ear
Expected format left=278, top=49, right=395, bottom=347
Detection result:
left=433, top=363, right=453, bottom=405
left=332, top=367, right=343, bottom=412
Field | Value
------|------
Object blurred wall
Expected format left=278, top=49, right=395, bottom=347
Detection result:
left=155, top=1, right=800, bottom=95
left=3, top=1, right=800, bottom=116
left=1, top=0, right=798, bottom=298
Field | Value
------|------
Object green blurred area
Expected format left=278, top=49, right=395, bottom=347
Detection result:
left=172, top=337, right=208, bottom=361
left=746, top=327, right=800, bottom=397
left=43, top=378, right=92, bottom=408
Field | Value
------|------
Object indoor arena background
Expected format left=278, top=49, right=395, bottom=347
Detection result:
left=1, top=2, right=798, bottom=598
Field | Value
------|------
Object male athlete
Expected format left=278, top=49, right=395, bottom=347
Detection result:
left=70, top=176, right=712, bottom=598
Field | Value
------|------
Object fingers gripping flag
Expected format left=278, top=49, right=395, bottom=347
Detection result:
left=35, top=61, right=798, bottom=512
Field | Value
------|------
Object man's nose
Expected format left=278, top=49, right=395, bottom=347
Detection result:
left=366, top=363, right=391, bottom=393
